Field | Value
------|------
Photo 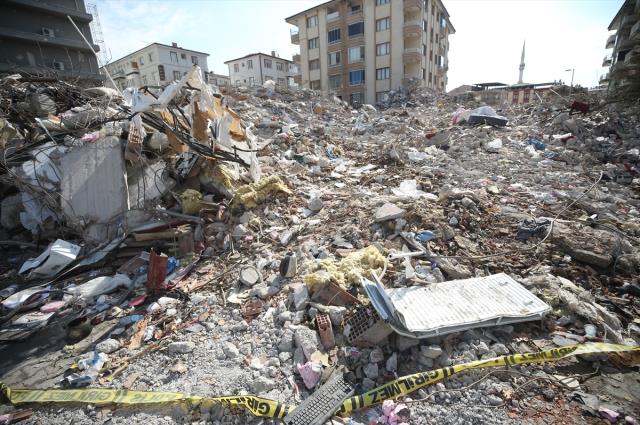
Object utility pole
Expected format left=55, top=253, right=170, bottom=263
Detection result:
left=565, top=68, right=575, bottom=91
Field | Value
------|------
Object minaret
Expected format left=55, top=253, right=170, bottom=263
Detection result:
left=518, top=41, right=525, bottom=84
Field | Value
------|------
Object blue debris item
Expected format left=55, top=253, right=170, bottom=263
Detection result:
left=119, top=314, right=144, bottom=326
left=528, top=139, right=545, bottom=151
left=415, top=231, right=435, bottom=242
left=166, top=257, right=178, bottom=275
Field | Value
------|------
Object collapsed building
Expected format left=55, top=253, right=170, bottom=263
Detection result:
left=0, top=63, right=638, bottom=425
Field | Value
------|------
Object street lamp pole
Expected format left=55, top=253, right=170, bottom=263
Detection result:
left=565, top=68, right=575, bottom=92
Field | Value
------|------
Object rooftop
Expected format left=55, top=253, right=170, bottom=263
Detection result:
left=224, top=52, right=295, bottom=65
left=107, top=42, right=209, bottom=66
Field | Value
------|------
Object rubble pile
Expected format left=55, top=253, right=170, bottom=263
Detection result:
left=0, top=68, right=639, bottom=425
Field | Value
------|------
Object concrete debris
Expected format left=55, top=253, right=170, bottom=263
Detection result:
left=0, top=72, right=639, bottom=425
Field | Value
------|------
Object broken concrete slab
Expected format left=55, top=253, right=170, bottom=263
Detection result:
left=60, top=136, right=128, bottom=226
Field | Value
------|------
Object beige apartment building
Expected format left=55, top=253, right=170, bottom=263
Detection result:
left=285, top=0, right=454, bottom=105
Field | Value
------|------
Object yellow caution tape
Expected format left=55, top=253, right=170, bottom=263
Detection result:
left=1, top=343, right=637, bottom=419
left=338, top=342, right=640, bottom=414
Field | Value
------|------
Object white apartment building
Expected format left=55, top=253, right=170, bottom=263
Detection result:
left=206, top=72, right=231, bottom=88
left=224, top=52, right=299, bottom=87
left=103, top=42, right=209, bottom=90
left=285, top=0, right=454, bottom=105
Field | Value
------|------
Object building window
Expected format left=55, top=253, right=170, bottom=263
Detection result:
left=181, top=53, right=187, bottom=60
left=234, top=63, right=239, bottom=72
left=328, top=28, right=341, bottom=43
left=265, top=75, right=274, bottom=82
left=158, top=65, right=165, bottom=81
left=309, top=59, right=320, bottom=70
left=424, top=19, right=428, bottom=31
left=329, top=74, right=341, bottom=90
left=429, top=49, right=433, bottom=61
left=277, top=78, right=285, bottom=85
left=307, top=15, right=318, bottom=28
left=350, top=92, right=364, bottom=106
left=148, top=53, right=153, bottom=62
left=141, top=75, right=147, bottom=85
left=249, top=77, right=255, bottom=86
left=436, top=33, right=439, bottom=43
left=277, top=62, right=284, bottom=71
left=173, top=70, right=181, bottom=80
left=248, top=59, right=253, bottom=69
left=348, top=46, right=365, bottom=63
left=348, top=22, right=364, bottom=38
left=423, top=44, right=427, bottom=55
left=191, top=56, right=198, bottom=65
left=376, top=91, right=389, bottom=103
left=428, top=71, right=432, bottom=83
left=376, top=67, right=390, bottom=80
left=328, top=51, right=341, bottom=66
left=170, top=51, right=178, bottom=63
left=376, top=18, right=390, bottom=31
left=523, top=90, right=530, bottom=103
left=264, top=59, right=272, bottom=68
left=236, top=80, right=241, bottom=86
left=310, top=80, right=321, bottom=90
left=376, top=0, right=389, bottom=5
left=349, top=69, right=365, bottom=86
left=376, top=42, right=390, bottom=56
left=139, top=56, right=144, bottom=65
left=308, top=37, right=319, bottom=49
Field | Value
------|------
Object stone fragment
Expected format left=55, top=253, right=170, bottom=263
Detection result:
left=222, top=342, right=240, bottom=358
left=375, top=203, right=406, bottom=222
left=294, top=326, right=321, bottom=360
left=96, top=338, right=121, bottom=354
left=167, top=341, right=195, bottom=354
left=420, top=345, right=443, bottom=359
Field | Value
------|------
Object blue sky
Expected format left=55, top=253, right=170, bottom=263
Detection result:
left=94, top=0, right=623, bottom=90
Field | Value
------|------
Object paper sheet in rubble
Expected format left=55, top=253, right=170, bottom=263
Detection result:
left=363, top=273, right=550, bottom=338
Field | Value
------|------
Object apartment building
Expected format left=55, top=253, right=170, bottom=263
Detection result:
left=206, top=72, right=231, bottom=88
left=601, top=0, right=639, bottom=90
left=224, top=52, right=299, bottom=87
left=103, top=42, right=209, bottom=90
left=285, top=0, right=454, bottom=106
left=0, top=0, right=101, bottom=81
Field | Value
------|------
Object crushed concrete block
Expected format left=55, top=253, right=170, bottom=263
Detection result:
left=168, top=341, right=195, bottom=354
left=294, top=326, right=321, bottom=360
left=222, top=342, right=240, bottom=358
left=375, top=203, right=406, bottom=222
left=95, top=338, right=121, bottom=354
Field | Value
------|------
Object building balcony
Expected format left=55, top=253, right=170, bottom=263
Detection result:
left=327, top=11, right=340, bottom=22
left=403, top=47, right=422, bottom=63
left=603, top=55, right=612, bottom=66
left=290, top=29, right=299, bottom=45
left=403, top=20, right=423, bottom=38
left=599, top=73, right=609, bottom=84
left=624, top=46, right=640, bottom=65
left=347, top=9, right=363, bottom=24
left=437, top=44, right=445, bottom=55
left=631, top=20, right=640, bottom=40
left=111, top=70, right=125, bottom=79
left=606, top=33, right=616, bottom=48
left=6, top=0, right=93, bottom=22
left=621, top=13, right=637, bottom=29
left=404, top=0, right=423, bottom=12
left=292, top=54, right=300, bottom=63
left=0, top=27, right=99, bottom=52
left=436, top=65, right=447, bottom=76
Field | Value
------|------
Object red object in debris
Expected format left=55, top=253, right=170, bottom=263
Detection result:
left=570, top=101, right=589, bottom=115
left=316, top=313, right=335, bottom=349
left=128, top=295, right=147, bottom=307
left=147, top=250, right=168, bottom=292
left=425, top=132, right=437, bottom=140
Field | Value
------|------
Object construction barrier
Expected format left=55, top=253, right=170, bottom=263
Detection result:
left=0, top=343, right=637, bottom=419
